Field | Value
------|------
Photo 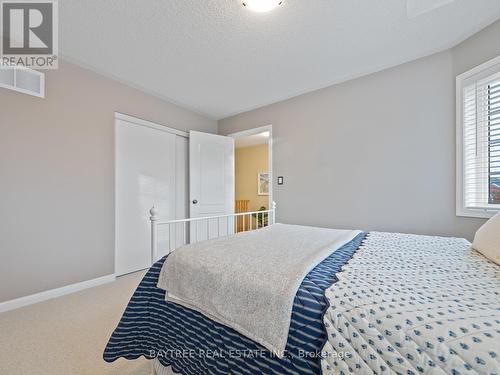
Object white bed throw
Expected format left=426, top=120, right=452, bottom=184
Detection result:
left=157, top=223, right=360, bottom=357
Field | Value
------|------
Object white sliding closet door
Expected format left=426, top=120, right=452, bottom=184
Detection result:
left=115, top=116, right=183, bottom=276
left=174, top=135, right=189, bottom=249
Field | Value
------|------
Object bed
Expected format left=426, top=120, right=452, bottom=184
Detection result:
left=104, top=206, right=500, bottom=375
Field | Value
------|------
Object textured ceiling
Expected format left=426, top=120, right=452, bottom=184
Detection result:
left=59, top=0, right=500, bottom=119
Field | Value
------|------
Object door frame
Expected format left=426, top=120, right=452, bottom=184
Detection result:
left=114, top=112, right=188, bottom=275
left=227, top=125, right=273, bottom=210
left=115, top=112, right=188, bottom=138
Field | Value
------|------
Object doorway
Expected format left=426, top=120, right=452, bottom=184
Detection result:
left=229, top=126, right=273, bottom=232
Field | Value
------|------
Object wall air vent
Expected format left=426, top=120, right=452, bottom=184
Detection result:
left=0, top=65, right=45, bottom=98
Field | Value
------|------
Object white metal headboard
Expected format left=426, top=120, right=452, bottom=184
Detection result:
left=149, top=202, right=276, bottom=262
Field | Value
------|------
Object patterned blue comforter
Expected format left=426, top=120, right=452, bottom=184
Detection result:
left=104, top=233, right=366, bottom=374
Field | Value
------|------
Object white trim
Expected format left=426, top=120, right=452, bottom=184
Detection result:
left=228, top=125, right=273, bottom=210
left=456, top=71, right=465, bottom=217
left=114, top=112, right=189, bottom=138
left=228, top=125, right=271, bottom=139
left=114, top=119, right=118, bottom=276
left=0, top=274, right=115, bottom=314
left=456, top=55, right=500, bottom=81
left=456, top=55, right=500, bottom=219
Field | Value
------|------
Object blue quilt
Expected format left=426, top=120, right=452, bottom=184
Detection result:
left=104, top=233, right=366, bottom=374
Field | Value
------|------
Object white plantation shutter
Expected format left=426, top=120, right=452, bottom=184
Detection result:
left=491, top=79, right=500, bottom=204
left=458, top=59, right=500, bottom=217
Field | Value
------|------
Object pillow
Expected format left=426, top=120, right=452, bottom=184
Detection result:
left=472, top=213, right=500, bottom=265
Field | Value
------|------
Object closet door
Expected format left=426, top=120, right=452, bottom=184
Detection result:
left=174, top=135, right=189, bottom=249
left=115, top=118, right=176, bottom=276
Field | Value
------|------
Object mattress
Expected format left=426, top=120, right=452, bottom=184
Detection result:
left=103, top=232, right=366, bottom=374
left=106, top=230, right=500, bottom=374
left=157, top=223, right=360, bottom=357
left=322, top=232, right=500, bottom=375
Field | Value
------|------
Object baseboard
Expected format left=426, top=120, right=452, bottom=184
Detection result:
left=0, top=274, right=116, bottom=314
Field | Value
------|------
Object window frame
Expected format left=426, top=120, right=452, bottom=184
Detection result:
left=456, top=55, right=500, bottom=218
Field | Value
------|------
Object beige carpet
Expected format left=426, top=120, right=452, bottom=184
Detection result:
left=0, top=271, right=153, bottom=375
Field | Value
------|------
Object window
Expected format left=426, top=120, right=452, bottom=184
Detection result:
left=457, top=56, right=500, bottom=218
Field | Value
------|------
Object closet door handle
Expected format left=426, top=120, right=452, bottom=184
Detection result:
left=192, top=199, right=198, bottom=204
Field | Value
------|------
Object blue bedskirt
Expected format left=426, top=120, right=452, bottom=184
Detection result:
left=104, top=233, right=365, bottom=374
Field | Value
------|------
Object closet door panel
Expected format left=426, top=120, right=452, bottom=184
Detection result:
left=174, top=136, right=189, bottom=249
left=115, top=119, right=176, bottom=276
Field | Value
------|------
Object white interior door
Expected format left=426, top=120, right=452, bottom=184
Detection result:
left=189, top=131, right=234, bottom=241
left=115, top=118, right=180, bottom=276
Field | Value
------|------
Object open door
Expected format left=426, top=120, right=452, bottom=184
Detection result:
left=189, top=131, right=234, bottom=241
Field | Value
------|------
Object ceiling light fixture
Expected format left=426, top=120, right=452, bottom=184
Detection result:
left=242, top=0, right=283, bottom=13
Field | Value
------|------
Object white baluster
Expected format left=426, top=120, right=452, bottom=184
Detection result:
left=150, top=206, right=159, bottom=263
left=182, top=221, right=185, bottom=246
left=174, top=222, right=177, bottom=250
left=207, top=218, right=210, bottom=240
left=168, top=224, right=172, bottom=254
left=272, top=201, right=277, bottom=225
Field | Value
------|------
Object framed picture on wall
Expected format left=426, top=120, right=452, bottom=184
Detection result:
left=258, top=172, right=269, bottom=196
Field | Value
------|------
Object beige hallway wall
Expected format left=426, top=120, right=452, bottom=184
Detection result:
left=235, top=144, right=269, bottom=212
left=0, top=60, right=217, bottom=303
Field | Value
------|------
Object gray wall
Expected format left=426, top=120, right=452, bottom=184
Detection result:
left=0, top=61, right=217, bottom=303
left=219, top=20, right=500, bottom=241
left=452, top=17, right=500, bottom=76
